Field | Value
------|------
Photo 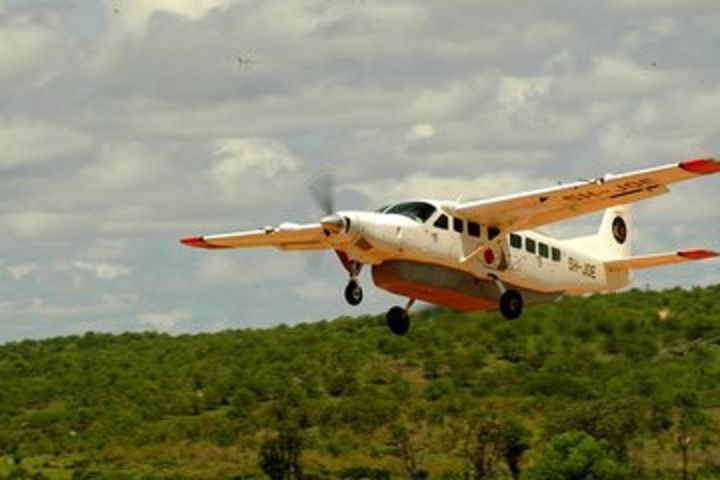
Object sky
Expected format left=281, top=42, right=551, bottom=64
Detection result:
left=1, top=0, right=719, bottom=343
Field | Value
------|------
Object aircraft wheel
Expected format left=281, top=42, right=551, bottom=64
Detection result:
left=386, top=306, right=410, bottom=336
left=344, top=280, right=363, bottom=306
left=499, top=290, right=523, bottom=320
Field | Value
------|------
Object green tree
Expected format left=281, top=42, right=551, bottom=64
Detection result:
left=258, top=424, right=303, bottom=480
left=671, top=392, right=716, bottom=480
left=499, top=417, right=530, bottom=480
left=389, top=421, right=428, bottom=479
left=457, top=413, right=530, bottom=480
left=458, top=412, right=503, bottom=480
left=544, top=398, right=641, bottom=459
left=527, top=431, right=631, bottom=480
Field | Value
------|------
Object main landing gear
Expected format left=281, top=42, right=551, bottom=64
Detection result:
left=386, top=298, right=415, bottom=336
left=499, top=289, right=523, bottom=320
left=490, top=274, right=524, bottom=320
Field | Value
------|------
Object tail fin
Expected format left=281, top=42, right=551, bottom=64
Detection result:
left=596, top=204, right=632, bottom=260
left=563, top=205, right=632, bottom=261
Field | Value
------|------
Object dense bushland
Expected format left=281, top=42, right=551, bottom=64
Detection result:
left=1, top=285, right=720, bottom=479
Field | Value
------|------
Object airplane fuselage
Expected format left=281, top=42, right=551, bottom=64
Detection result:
left=327, top=205, right=629, bottom=311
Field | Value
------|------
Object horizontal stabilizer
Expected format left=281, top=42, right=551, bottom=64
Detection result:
left=605, top=249, right=719, bottom=272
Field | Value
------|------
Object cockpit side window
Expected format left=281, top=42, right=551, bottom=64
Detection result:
left=384, top=202, right=437, bottom=224
left=434, top=214, right=449, bottom=230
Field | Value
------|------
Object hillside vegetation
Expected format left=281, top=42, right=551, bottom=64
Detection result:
left=1, top=285, right=720, bottom=479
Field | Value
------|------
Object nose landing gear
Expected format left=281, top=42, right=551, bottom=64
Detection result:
left=339, top=255, right=364, bottom=306
left=344, top=279, right=363, bottom=306
left=385, top=298, right=415, bottom=336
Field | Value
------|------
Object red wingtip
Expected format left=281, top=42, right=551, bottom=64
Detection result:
left=678, top=249, right=720, bottom=260
left=180, top=236, right=206, bottom=248
left=180, top=236, right=228, bottom=249
left=679, top=157, right=720, bottom=175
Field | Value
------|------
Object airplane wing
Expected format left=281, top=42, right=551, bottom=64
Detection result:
left=605, top=249, right=719, bottom=273
left=180, top=222, right=329, bottom=251
left=452, top=158, right=719, bottom=234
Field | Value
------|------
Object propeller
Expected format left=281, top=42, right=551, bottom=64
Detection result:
left=308, top=172, right=335, bottom=216
left=307, top=172, right=355, bottom=276
left=309, top=172, right=347, bottom=234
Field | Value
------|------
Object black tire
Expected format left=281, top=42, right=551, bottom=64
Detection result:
left=386, top=306, right=410, bottom=336
left=499, top=290, right=523, bottom=320
left=344, top=280, right=363, bottom=306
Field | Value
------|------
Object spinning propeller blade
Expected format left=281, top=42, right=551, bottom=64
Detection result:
left=308, top=172, right=335, bottom=215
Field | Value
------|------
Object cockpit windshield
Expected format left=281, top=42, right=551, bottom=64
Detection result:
left=382, top=202, right=437, bottom=223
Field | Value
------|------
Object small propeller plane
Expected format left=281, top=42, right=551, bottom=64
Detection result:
left=181, top=158, right=719, bottom=335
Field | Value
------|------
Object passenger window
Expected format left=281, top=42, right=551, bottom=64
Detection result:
left=526, top=237, right=536, bottom=254
left=552, top=247, right=561, bottom=262
left=488, top=226, right=500, bottom=240
left=453, top=217, right=463, bottom=233
left=434, top=214, right=449, bottom=230
left=539, top=243, right=549, bottom=258
left=468, top=221, right=481, bottom=238
left=510, top=233, right=522, bottom=249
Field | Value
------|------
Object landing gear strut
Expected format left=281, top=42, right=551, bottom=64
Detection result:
left=489, top=273, right=524, bottom=320
left=341, top=257, right=363, bottom=306
left=344, top=279, right=363, bottom=306
left=386, top=298, right=415, bottom=336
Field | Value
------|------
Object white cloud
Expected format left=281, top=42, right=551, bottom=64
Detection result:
left=598, top=114, right=705, bottom=167
left=0, top=297, right=127, bottom=320
left=73, top=261, right=132, bottom=280
left=607, top=0, right=719, bottom=13
left=408, top=81, right=484, bottom=120
left=104, top=0, right=234, bottom=36
left=4, top=211, right=78, bottom=239
left=7, top=263, right=37, bottom=281
left=407, top=123, right=435, bottom=141
left=139, top=308, right=192, bottom=332
left=0, top=118, right=93, bottom=169
left=0, top=12, right=64, bottom=82
left=195, top=252, right=307, bottom=287
left=497, top=76, right=554, bottom=112
left=356, top=172, right=550, bottom=205
left=553, top=56, right=670, bottom=103
left=296, top=278, right=337, bottom=302
left=210, top=138, right=300, bottom=201
left=78, top=143, right=163, bottom=191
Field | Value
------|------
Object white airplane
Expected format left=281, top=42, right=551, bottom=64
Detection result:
left=181, top=158, right=719, bottom=335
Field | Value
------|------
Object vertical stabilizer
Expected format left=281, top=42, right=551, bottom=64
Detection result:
left=596, top=204, right=632, bottom=260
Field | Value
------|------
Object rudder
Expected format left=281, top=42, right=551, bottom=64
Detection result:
left=597, top=204, right=632, bottom=260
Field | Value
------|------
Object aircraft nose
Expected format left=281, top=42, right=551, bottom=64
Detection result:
left=320, top=213, right=346, bottom=234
